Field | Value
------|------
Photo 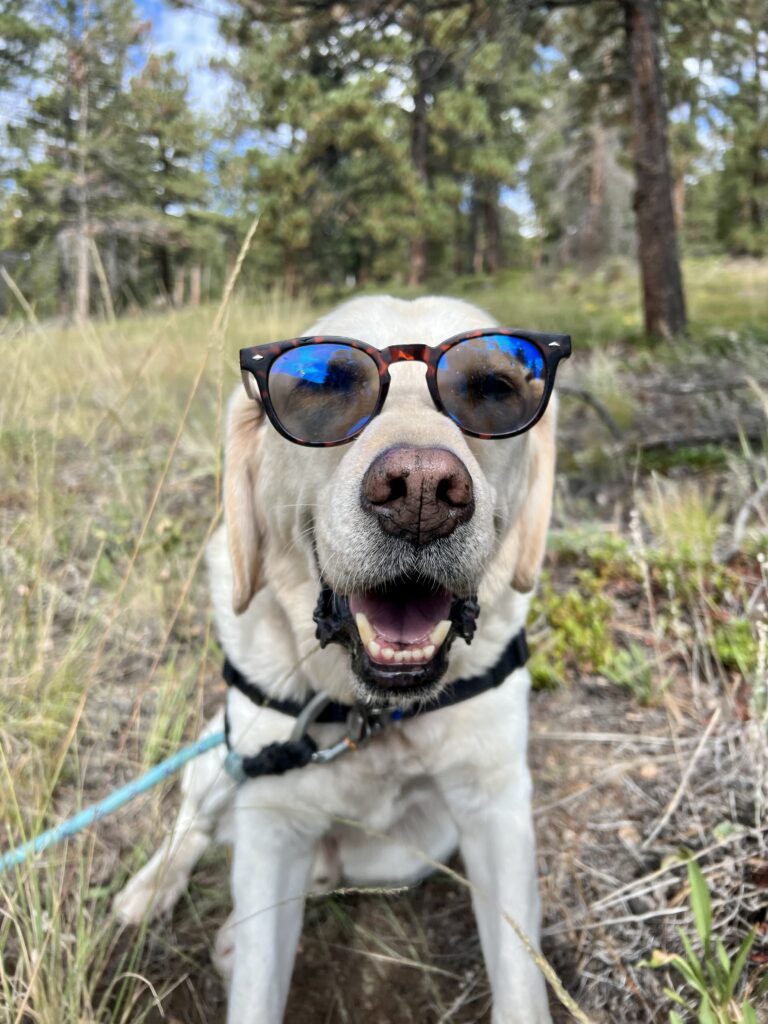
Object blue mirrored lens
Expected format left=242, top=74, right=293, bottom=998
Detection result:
left=269, top=343, right=380, bottom=443
left=436, top=334, right=547, bottom=436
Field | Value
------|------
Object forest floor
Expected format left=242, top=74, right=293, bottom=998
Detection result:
left=1, top=258, right=767, bottom=1023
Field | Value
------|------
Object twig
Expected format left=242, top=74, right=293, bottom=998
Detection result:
left=640, top=707, right=721, bottom=850
left=559, top=385, right=623, bottom=439
left=588, top=825, right=763, bottom=914
left=89, top=238, right=116, bottom=324
left=630, top=428, right=765, bottom=453
left=541, top=904, right=689, bottom=937
left=533, top=730, right=681, bottom=746
left=635, top=377, right=768, bottom=396
left=720, top=477, right=768, bottom=562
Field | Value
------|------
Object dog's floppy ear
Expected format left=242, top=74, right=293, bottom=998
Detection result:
left=511, top=413, right=556, bottom=593
left=224, top=389, right=266, bottom=614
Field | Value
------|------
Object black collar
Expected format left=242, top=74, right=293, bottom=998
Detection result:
left=223, top=628, right=529, bottom=724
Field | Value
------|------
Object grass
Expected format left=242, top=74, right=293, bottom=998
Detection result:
left=1, top=257, right=767, bottom=1022
left=0, top=293, right=315, bottom=1022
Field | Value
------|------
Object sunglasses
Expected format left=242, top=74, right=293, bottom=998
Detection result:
left=239, top=328, right=571, bottom=447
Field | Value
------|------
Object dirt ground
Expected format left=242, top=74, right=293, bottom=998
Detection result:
left=103, top=660, right=762, bottom=1024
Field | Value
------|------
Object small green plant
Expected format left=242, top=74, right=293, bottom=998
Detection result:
left=639, top=444, right=730, bottom=475
left=529, top=570, right=618, bottom=688
left=642, top=857, right=764, bottom=1023
left=548, top=525, right=636, bottom=580
left=602, top=640, right=656, bottom=704
left=708, top=619, right=759, bottom=677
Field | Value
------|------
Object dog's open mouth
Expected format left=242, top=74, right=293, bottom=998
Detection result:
left=314, top=576, right=480, bottom=699
left=350, top=580, right=453, bottom=666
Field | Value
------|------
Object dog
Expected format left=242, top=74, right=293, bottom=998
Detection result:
left=115, top=295, right=569, bottom=1024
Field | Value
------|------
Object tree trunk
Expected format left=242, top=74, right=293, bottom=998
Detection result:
left=408, top=49, right=429, bottom=288
left=104, top=233, right=120, bottom=310
left=172, top=267, right=185, bottom=307
left=284, top=256, right=298, bottom=298
left=156, top=245, right=173, bottom=303
left=750, top=27, right=764, bottom=235
left=673, top=174, right=685, bottom=231
left=623, top=0, right=687, bottom=338
left=453, top=202, right=465, bottom=276
left=482, top=191, right=501, bottom=274
left=189, top=263, right=202, bottom=306
left=74, top=71, right=90, bottom=323
left=56, top=230, right=72, bottom=318
left=582, top=118, right=607, bottom=264
left=470, top=192, right=483, bottom=274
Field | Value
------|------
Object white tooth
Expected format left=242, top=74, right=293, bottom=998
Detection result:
left=368, top=639, right=381, bottom=658
left=410, top=647, right=424, bottom=661
left=355, top=613, right=374, bottom=646
left=394, top=651, right=406, bottom=663
left=381, top=647, right=395, bottom=661
left=430, top=620, right=451, bottom=648
left=423, top=644, right=436, bottom=660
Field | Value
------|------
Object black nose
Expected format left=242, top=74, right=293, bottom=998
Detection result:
left=361, top=446, right=475, bottom=545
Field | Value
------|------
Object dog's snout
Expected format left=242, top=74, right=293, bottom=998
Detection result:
left=361, top=446, right=475, bottom=545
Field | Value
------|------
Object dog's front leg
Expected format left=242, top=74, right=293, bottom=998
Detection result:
left=442, top=764, right=552, bottom=1024
left=226, top=784, right=323, bottom=1024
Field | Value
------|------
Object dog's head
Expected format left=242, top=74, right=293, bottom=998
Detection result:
left=223, top=296, right=556, bottom=706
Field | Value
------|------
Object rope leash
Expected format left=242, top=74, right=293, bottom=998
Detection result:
left=0, top=731, right=226, bottom=873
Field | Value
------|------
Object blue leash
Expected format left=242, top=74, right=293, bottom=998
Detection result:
left=0, top=730, right=226, bottom=873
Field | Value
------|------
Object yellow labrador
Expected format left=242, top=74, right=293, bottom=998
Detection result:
left=115, top=295, right=570, bottom=1024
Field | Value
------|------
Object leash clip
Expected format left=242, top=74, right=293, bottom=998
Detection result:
left=290, top=692, right=397, bottom=765
left=289, top=694, right=391, bottom=765
left=311, top=703, right=390, bottom=764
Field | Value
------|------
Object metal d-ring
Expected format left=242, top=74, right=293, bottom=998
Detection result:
left=289, top=694, right=393, bottom=765
left=290, top=691, right=332, bottom=743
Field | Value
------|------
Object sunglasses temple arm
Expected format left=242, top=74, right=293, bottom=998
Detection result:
left=241, top=369, right=259, bottom=401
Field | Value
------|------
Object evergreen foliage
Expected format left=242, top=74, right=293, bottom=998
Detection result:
left=0, top=0, right=764, bottom=321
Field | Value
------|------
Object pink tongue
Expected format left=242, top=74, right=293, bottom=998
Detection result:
left=349, top=589, right=452, bottom=644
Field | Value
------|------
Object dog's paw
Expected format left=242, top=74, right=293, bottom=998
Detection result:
left=213, top=914, right=235, bottom=980
left=114, top=863, right=185, bottom=924
left=309, top=837, right=340, bottom=894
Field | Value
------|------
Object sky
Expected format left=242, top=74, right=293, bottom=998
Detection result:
left=136, top=0, right=234, bottom=115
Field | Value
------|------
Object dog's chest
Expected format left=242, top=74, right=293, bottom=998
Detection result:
left=281, top=722, right=441, bottom=830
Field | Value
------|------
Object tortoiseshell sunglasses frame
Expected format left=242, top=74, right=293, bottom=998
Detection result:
left=239, top=328, right=572, bottom=448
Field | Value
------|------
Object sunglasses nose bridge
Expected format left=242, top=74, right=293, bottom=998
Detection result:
left=382, top=344, right=431, bottom=366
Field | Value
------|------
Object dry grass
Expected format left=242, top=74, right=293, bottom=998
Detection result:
left=1, top=261, right=767, bottom=1023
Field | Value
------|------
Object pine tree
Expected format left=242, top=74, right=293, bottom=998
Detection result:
left=219, top=12, right=417, bottom=291
left=8, top=2, right=216, bottom=317
left=9, top=0, right=146, bottom=319
left=223, top=0, right=540, bottom=288
left=712, top=0, right=767, bottom=255
left=122, top=54, right=210, bottom=303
